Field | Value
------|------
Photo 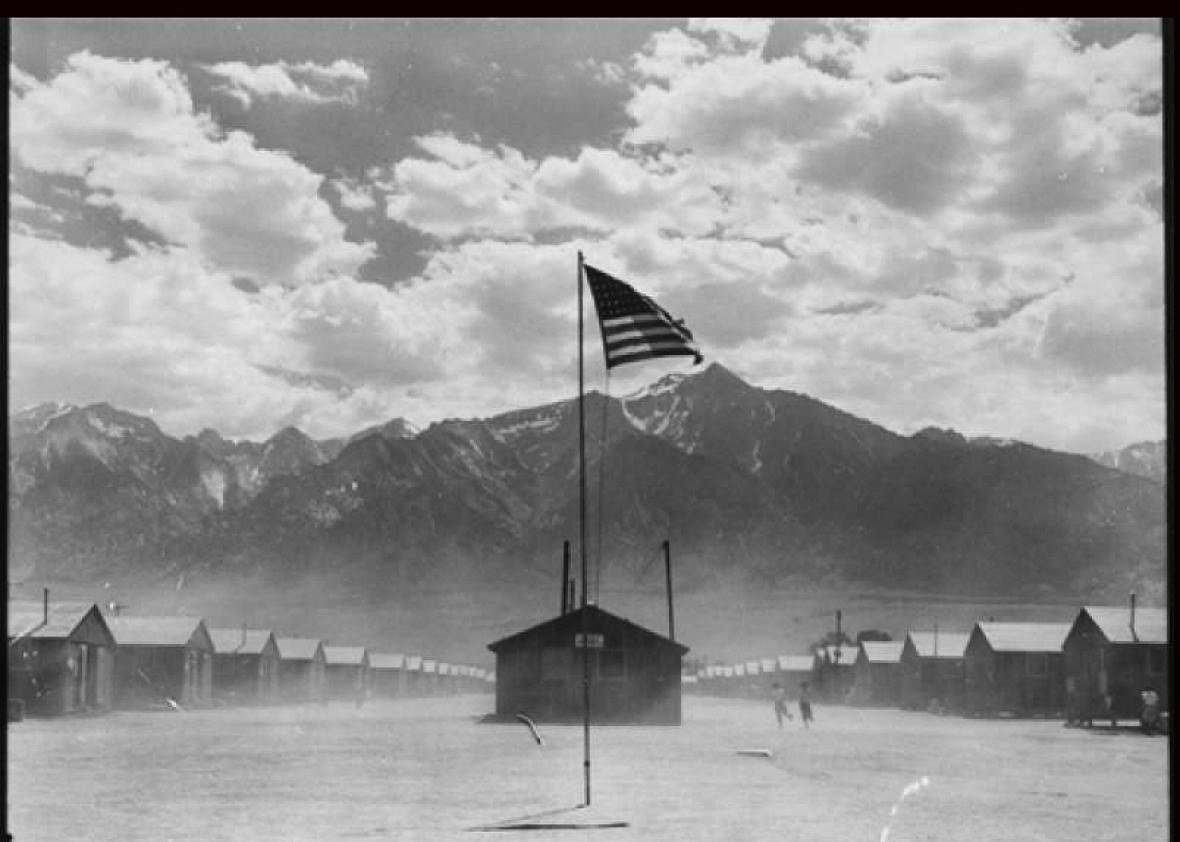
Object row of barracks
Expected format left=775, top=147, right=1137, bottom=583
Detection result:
left=8, top=597, right=494, bottom=718
left=688, top=603, right=1168, bottom=722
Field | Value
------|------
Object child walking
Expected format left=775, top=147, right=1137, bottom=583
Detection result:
left=772, top=682, right=794, bottom=728
left=798, top=681, right=815, bottom=728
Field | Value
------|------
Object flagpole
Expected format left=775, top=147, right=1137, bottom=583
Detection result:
left=577, top=249, right=591, bottom=807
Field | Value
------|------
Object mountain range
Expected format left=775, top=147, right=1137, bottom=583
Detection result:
left=8, top=364, right=1167, bottom=618
left=1088, top=440, right=1167, bottom=485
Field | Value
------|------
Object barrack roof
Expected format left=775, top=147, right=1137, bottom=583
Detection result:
left=323, top=645, right=367, bottom=665
left=973, top=622, right=1069, bottom=653
left=107, top=615, right=209, bottom=647
left=906, top=631, right=970, bottom=658
left=208, top=628, right=276, bottom=655
left=369, top=653, right=406, bottom=670
left=1081, top=606, right=1167, bottom=644
left=776, top=655, right=815, bottom=672
left=8, top=600, right=105, bottom=641
left=275, top=636, right=324, bottom=661
left=859, top=641, right=905, bottom=663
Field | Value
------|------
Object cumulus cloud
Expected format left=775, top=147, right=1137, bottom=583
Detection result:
left=10, top=52, right=374, bottom=286
left=5, top=22, right=1165, bottom=453
left=9, top=62, right=40, bottom=93
left=794, top=94, right=975, bottom=214
left=9, top=234, right=289, bottom=436
left=627, top=51, right=863, bottom=154
left=330, top=177, right=378, bottom=212
left=384, top=134, right=724, bottom=240
left=8, top=231, right=510, bottom=440
left=203, top=58, right=369, bottom=108
left=687, top=18, right=774, bottom=51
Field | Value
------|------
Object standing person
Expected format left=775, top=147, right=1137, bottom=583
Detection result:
left=772, top=682, right=793, bottom=728
left=1064, top=676, right=1080, bottom=727
left=798, top=681, right=815, bottom=728
left=1139, top=686, right=1161, bottom=735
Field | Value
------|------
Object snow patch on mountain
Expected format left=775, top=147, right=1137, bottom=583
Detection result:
left=622, top=386, right=702, bottom=453
left=44, top=425, right=117, bottom=465
left=623, top=371, right=688, bottom=401
left=200, top=465, right=227, bottom=508
left=489, top=406, right=565, bottom=442
left=86, top=413, right=135, bottom=439
left=15, top=402, right=77, bottom=434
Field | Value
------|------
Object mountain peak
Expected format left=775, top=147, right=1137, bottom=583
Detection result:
left=912, top=427, right=968, bottom=446
left=10, top=402, right=79, bottom=437
left=267, top=426, right=313, bottom=445
left=76, top=402, right=164, bottom=440
left=348, top=417, right=418, bottom=445
left=624, top=371, right=689, bottom=401
left=1089, top=439, right=1166, bottom=484
left=197, top=427, right=227, bottom=443
left=14, top=400, right=76, bottom=418
left=693, top=361, right=749, bottom=389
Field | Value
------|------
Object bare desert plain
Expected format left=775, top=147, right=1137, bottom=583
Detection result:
left=6, top=693, right=1168, bottom=842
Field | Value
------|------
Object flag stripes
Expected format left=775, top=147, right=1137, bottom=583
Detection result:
left=584, top=264, right=702, bottom=370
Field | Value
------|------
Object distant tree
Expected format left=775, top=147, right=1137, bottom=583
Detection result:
left=808, top=629, right=854, bottom=656
left=856, top=629, right=892, bottom=643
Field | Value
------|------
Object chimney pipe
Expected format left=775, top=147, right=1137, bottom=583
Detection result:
left=1130, top=591, right=1137, bottom=637
left=561, top=541, right=571, bottom=615
left=241, top=622, right=248, bottom=650
left=663, top=540, right=675, bottom=641
left=43, top=587, right=49, bottom=625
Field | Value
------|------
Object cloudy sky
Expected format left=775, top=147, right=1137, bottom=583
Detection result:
left=9, top=18, right=1166, bottom=453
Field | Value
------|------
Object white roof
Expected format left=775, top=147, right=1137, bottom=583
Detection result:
left=859, top=641, right=904, bottom=664
left=323, top=645, right=367, bottom=666
left=107, top=615, right=207, bottom=647
left=1082, top=606, right=1167, bottom=644
left=776, top=655, right=815, bottom=672
left=276, top=637, right=323, bottom=661
left=974, top=622, right=1070, bottom=653
left=8, top=601, right=105, bottom=641
left=208, top=628, right=275, bottom=655
left=369, top=653, right=406, bottom=670
left=819, top=644, right=859, bottom=665
left=906, top=632, right=970, bottom=659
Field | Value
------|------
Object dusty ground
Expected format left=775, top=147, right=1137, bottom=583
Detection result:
left=7, top=695, right=1168, bottom=842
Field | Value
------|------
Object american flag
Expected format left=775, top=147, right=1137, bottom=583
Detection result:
left=584, top=264, right=703, bottom=370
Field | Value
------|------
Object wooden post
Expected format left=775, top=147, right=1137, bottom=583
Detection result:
left=561, top=541, right=571, bottom=615
left=577, top=250, right=591, bottom=807
left=663, top=540, right=674, bottom=641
